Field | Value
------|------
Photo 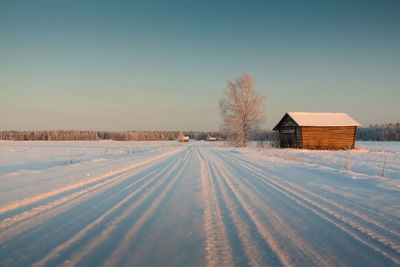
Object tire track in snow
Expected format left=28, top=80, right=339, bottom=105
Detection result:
left=227, top=151, right=400, bottom=239
left=0, top=149, right=182, bottom=243
left=1, top=158, right=162, bottom=231
left=285, top=180, right=400, bottom=239
left=62, top=150, right=190, bottom=267
left=206, top=148, right=330, bottom=266
left=197, top=148, right=234, bottom=267
left=203, top=152, right=264, bottom=266
left=224, top=152, right=400, bottom=265
left=103, top=149, right=192, bottom=267
left=204, top=148, right=311, bottom=266
left=32, top=151, right=182, bottom=267
left=228, top=154, right=400, bottom=254
left=0, top=148, right=183, bottom=216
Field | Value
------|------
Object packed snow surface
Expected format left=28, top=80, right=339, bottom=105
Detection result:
left=0, top=141, right=399, bottom=266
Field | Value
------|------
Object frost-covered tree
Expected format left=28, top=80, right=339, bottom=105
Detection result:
left=219, top=73, right=265, bottom=147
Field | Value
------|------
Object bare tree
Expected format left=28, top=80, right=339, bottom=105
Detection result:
left=219, top=73, right=265, bottom=147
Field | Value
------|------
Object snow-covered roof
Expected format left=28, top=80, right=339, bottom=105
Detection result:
left=287, top=112, right=360, bottom=127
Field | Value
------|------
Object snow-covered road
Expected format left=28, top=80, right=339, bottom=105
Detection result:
left=0, top=141, right=399, bottom=266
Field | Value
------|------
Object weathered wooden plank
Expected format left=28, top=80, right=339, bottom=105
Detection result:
left=300, top=126, right=356, bottom=149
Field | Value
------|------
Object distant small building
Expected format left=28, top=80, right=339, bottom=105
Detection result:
left=178, top=132, right=189, bottom=142
left=207, top=137, right=217, bottom=141
left=273, top=112, right=360, bottom=149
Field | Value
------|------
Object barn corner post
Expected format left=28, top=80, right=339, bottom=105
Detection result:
left=352, top=125, right=357, bottom=149
left=298, top=126, right=303, bottom=148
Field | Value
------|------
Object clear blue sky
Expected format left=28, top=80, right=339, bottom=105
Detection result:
left=1, top=0, right=399, bottom=131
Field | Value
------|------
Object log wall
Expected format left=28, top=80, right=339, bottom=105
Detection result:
left=300, top=126, right=356, bottom=149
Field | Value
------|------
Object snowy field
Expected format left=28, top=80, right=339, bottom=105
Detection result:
left=0, top=141, right=399, bottom=266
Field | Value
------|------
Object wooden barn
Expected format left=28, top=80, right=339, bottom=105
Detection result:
left=273, top=112, right=360, bottom=149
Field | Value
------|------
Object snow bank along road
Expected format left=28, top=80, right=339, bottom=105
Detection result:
left=0, top=141, right=399, bottom=266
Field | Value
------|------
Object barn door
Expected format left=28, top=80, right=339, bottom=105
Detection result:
left=279, top=128, right=296, bottom=148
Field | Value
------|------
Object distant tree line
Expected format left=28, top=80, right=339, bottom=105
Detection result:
left=356, top=123, right=400, bottom=141
left=252, top=126, right=400, bottom=142
left=1, top=125, right=398, bottom=141
left=249, top=130, right=276, bottom=141
left=251, top=126, right=400, bottom=142
left=0, top=130, right=228, bottom=141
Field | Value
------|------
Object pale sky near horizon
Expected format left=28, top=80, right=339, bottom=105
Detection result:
left=1, top=0, right=399, bottom=131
